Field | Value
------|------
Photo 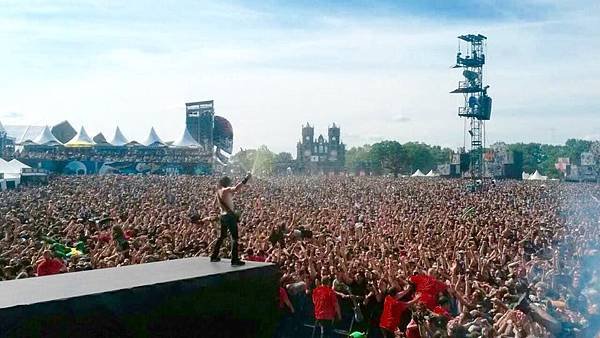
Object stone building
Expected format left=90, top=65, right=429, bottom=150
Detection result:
left=296, top=123, right=345, bottom=174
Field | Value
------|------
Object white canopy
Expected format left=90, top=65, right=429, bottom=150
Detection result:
left=18, top=125, right=39, bottom=145
left=66, top=127, right=95, bottom=147
left=8, top=159, right=31, bottom=171
left=34, top=126, right=63, bottom=146
left=426, top=170, right=439, bottom=177
left=528, top=170, right=548, bottom=181
left=143, top=127, right=165, bottom=147
left=411, top=169, right=426, bottom=177
left=522, top=171, right=531, bottom=180
left=0, top=159, right=30, bottom=179
left=110, top=126, right=129, bottom=146
left=174, top=128, right=201, bottom=148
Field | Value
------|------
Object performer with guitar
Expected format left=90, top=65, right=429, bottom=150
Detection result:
left=210, top=173, right=252, bottom=266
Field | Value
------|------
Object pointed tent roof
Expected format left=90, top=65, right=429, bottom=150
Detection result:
left=34, top=126, right=63, bottom=146
left=528, top=170, right=547, bottom=180
left=0, top=159, right=12, bottom=175
left=110, top=126, right=129, bottom=146
left=0, top=159, right=31, bottom=176
left=65, top=127, right=95, bottom=147
left=8, top=159, right=31, bottom=170
left=174, top=128, right=201, bottom=148
left=522, top=171, right=531, bottom=180
left=17, top=125, right=39, bottom=145
left=411, top=169, right=425, bottom=177
left=51, top=120, right=76, bottom=144
left=426, top=170, right=439, bottom=177
left=143, top=127, right=164, bottom=147
left=92, top=132, right=109, bottom=145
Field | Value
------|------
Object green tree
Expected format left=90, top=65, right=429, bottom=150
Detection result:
left=274, top=152, right=293, bottom=163
left=231, top=146, right=276, bottom=176
left=231, top=148, right=257, bottom=172
left=345, top=145, right=372, bottom=173
left=370, top=141, right=405, bottom=177
left=252, top=145, right=275, bottom=176
left=508, top=139, right=596, bottom=178
left=564, top=139, right=592, bottom=165
left=591, top=141, right=600, bottom=182
left=403, top=142, right=435, bottom=173
left=273, top=152, right=294, bottom=174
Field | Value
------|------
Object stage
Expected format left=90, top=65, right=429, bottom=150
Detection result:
left=0, top=257, right=280, bottom=338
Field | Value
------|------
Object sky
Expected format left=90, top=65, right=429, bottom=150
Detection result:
left=0, top=0, right=599, bottom=154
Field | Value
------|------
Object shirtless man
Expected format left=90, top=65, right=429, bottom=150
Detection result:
left=210, top=173, right=251, bottom=266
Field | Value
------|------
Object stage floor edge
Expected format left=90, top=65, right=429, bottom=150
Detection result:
left=0, top=257, right=280, bottom=338
left=0, top=257, right=273, bottom=309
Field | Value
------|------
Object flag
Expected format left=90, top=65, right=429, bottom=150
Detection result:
left=461, top=206, right=476, bottom=219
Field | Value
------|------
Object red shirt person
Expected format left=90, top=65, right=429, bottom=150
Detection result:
left=380, top=288, right=420, bottom=338
left=279, top=286, right=295, bottom=313
left=36, top=250, right=66, bottom=276
left=409, top=272, right=447, bottom=310
left=312, top=280, right=341, bottom=321
left=312, top=277, right=342, bottom=337
left=312, top=276, right=341, bottom=337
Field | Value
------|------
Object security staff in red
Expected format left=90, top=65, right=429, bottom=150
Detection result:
left=312, top=277, right=341, bottom=338
left=380, top=287, right=420, bottom=338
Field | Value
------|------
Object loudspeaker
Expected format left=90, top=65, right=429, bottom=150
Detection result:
left=479, top=95, right=492, bottom=120
left=503, top=151, right=523, bottom=179
left=460, top=153, right=470, bottom=173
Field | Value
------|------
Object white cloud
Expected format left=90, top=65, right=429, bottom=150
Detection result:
left=0, top=1, right=598, bottom=153
left=391, top=114, right=411, bottom=123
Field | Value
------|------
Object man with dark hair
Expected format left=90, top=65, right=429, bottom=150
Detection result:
left=210, top=173, right=251, bottom=266
left=379, top=287, right=420, bottom=338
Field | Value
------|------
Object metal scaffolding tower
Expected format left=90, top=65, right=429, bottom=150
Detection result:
left=451, top=34, right=492, bottom=185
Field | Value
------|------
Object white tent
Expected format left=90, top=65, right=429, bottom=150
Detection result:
left=66, top=127, right=95, bottom=147
left=0, top=120, right=5, bottom=134
left=143, top=127, right=165, bottom=147
left=411, top=169, right=426, bottom=177
left=17, top=125, right=39, bottom=145
left=0, top=158, right=7, bottom=191
left=426, top=170, right=439, bottom=177
left=8, top=159, right=31, bottom=171
left=110, top=126, right=129, bottom=146
left=0, top=159, right=30, bottom=181
left=528, top=170, right=548, bottom=181
left=34, top=126, right=63, bottom=146
left=174, top=128, right=201, bottom=148
left=522, top=172, right=531, bottom=180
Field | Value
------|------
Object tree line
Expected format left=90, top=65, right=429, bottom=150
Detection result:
left=230, top=139, right=599, bottom=178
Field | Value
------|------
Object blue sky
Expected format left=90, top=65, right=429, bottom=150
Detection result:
left=0, top=0, right=598, bottom=153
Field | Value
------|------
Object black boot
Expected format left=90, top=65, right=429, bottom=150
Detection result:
left=231, top=260, right=245, bottom=266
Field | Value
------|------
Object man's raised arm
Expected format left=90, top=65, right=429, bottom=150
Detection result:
left=231, top=173, right=252, bottom=193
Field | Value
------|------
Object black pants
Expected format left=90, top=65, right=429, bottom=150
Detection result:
left=380, top=328, right=395, bottom=338
left=315, top=319, right=334, bottom=338
left=211, top=213, right=239, bottom=261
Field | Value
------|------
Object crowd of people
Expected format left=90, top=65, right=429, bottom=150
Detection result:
left=14, top=146, right=211, bottom=164
left=0, top=175, right=599, bottom=337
